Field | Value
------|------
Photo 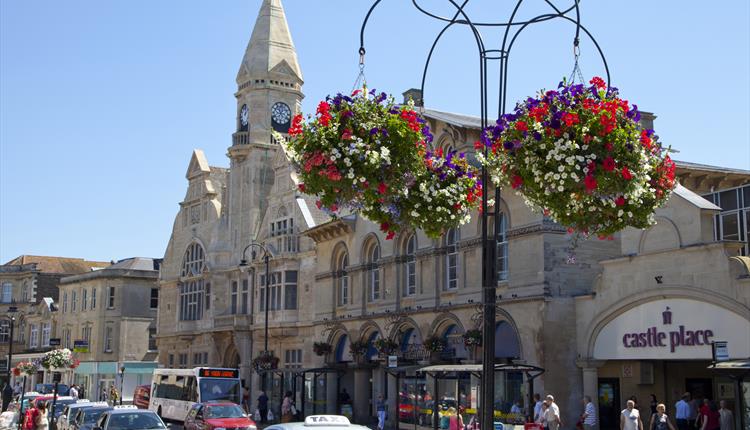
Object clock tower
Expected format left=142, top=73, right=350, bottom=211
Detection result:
left=228, top=0, right=303, bottom=248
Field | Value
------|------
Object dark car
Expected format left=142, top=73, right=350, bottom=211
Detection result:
left=73, top=406, right=113, bottom=430
left=132, top=385, right=150, bottom=410
left=184, top=402, right=257, bottom=430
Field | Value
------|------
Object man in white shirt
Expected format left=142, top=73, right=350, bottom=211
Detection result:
left=582, top=396, right=597, bottom=430
left=621, top=400, right=643, bottom=430
left=675, top=393, right=691, bottom=430
left=545, top=395, right=561, bottom=430
left=69, top=385, right=79, bottom=400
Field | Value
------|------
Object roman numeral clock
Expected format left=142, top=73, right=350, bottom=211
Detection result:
left=271, top=102, right=291, bottom=133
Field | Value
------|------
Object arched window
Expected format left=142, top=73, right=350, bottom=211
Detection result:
left=445, top=228, right=459, bottom=290
left=335, top=334, right=353, bottom=363
left=179, top=242, right=207, bottom=321
left=496, top=212, right=508, bottom=281
left=367, top=242, right=381, bottom=301
left=366, top=332, right=380, bottom=360
left=335, top=251, right=349, bottom=306
left=403, top=234, right=417, bottom=296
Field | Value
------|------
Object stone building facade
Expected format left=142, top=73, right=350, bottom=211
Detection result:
left=57, top=257, right=161, bottom=402
left=155, top=0, right=750, bottom=428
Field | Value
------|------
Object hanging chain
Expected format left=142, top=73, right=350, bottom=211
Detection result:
left=352, top=47, right=367, bottom=92
left=568, top=37, right=585, bottom=84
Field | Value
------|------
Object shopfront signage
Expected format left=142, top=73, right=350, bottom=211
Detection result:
left=593, top=299, right=750, bottom=360
left=73, top=340, right=89, bottom=353
left=387, top=355, right=397, bottom=368
left=49, top=338, right=61, bottom=347
left=712, top=341, right=729, bottom=362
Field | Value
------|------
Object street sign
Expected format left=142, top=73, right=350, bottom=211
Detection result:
left=387, top=355, right=397, bottom=368
left=49, top=338, right=61, bottom=347
left=73, top=340, right=89, bottom=353
left=712, top=341, right=729, bottom=362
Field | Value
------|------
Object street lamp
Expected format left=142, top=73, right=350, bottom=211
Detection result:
left=119, top=366, right=125, bottom=405
left=3, top=306, right=18, bottom=385
left=238, top=243, right=274, bottom=354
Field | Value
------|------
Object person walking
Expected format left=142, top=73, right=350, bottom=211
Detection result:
left=545, top=395, right=561, bottom=430
left=109, top=384, right=119, bottom=406
left=538, top=401, right=549, bottom=430
left=649, top=404, right=676, bottom=430
left=281, top=391, right=293, bottom=423
left=1, top=382, right=12, bottom=413
left=533, top=394, right=543, bottom=423
left=649, top=395, right=658, bottom=416
left=718, top=401, right=733, bottom=430
left=257, top=391, right=269, bottom=423
left=69, top=385, right=79, bottom=401
left=700, top=401, right=720, bottom=430
left=241, top=384, right=250, bottom=414
left=582, top=396, right=597, bottom=430
left=376, top=394, right=387, bottom=430
left=675, top=393, right=691, bottom=430
left=621, top=400, right=644, bottom=430
left=13, top=382, right=22, bottom=400
left=34, top=403, right=48, bottom=430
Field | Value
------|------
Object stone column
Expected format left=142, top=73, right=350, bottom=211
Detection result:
left=576, top=359, right=606, bottom=430
left=353, top=368, right=370, bottom=424
left=326, top=372, right=338, bottom=415
left=387, top=372, right=398, bottom=430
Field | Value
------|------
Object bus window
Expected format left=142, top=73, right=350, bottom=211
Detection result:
left=198, top=378, right=240, bottom=403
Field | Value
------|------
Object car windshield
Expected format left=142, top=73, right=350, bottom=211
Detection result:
left=206, top=405, right=245, bottom=419
left=199, top=379, right=240, bottom=403
left=81, top=408, right=110, bottom=424
left=107, top=413, right=165, bottom=430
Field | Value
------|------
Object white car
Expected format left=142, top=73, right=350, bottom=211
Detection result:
left=265, top=415, right=371, bottom=430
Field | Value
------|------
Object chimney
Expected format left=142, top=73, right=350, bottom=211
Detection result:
left=639, top=111, right=656, bottom=131
left=402, top=88, right=423, bottom=107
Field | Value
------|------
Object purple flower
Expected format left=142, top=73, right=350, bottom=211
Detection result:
left=342, top=110, right=354, bottom=118
left=627, top=104, right=640, bottom=122
left=503, top=140, right=515, bottom=150
left=532, top=132, right=542, bottom=141
left=370, top=127, right=379, bottom=135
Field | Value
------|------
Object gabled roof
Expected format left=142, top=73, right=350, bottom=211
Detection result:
left=186, top=149, right=211, bottom=179
left=672, top=184, right=722, bottom=211
left=2, top=256, right=109, bottom=274
left=108, top=257, right=162, bottom=271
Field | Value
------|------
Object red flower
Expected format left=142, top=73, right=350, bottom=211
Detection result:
left=584, top=174, right=598, bottom=191
left=297, top=183, right=306, bottom=192
left=515, top=121, right=528, bottom=132
left=329, top=203, right=338, bottom=212
left=474, top=140, right=483, bottom=150
left=386, top=231, right=395, bottom=240
left=615, top=196, right=626, bottom=206
left=316, top=101, right=330, bottom=116
left=288, top=114, right=303, bottom=136
left=379, top=222, right=390, bottom=233
left=378, top=182, right=387, bottom=195
left=562, top=113, right=579, bottom=127
left=12, top=368, right=21, bottom=377
left=640, top=129, right=652, bottom=149
left=602, top=157, right=616, bottom=172
left=511, top=174, right=523, bottom=189
left=604, top=142, right=614, bottom=151
left=315, top=200, right=322, bottom=209
left=341, top=129, right=353, bottom=140
left=589, top=76, right=606, bottom=89
left=621, top=166, right=633, bottom=180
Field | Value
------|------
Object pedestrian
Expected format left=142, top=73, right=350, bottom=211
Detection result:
left=13, top=381, right=23, bottom=400
left=109, top=384, right=119, bottom=406
left=1, top=382, right=12, bottom=413
left=34, top=402, right=48, bottom=430
left=675, top=393, right=691, bottom=430
left=621, top=400, right=644, bottom=430
left=545, top=395, right=561, bottom=430
left=448, top=407, right=464, bottom=430
left=649, top=403, right=676, bottom=430
left=257, top=391, right=269, bottom=423
left=700, top=401, right=720, bottom=430
left=339, top=389, right=351, bottom=405
left=23, top=400, right=39, bottom=430
left=281, top=391, right=293, bottom=423
left=629, top=396, right=640, bottom=411
left=538, top=401, right=549, bottom=430
left=582, top=395, right=597, bottom=430
left=376, top=394, right=387, bottom=430
left=241, top=384, right=250, bottom=413
left=533, top=394, right=544, bottom=423
left=649, top=395, right=658, bottom=416
left=69, top=385, right=79, bottom=401
left=688, top=396, right=699, bottom=429
left=718, top=401, right=733, bottom=430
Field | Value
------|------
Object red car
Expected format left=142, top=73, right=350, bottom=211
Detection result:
left=132, top=385, right=150, bottom=409
left=184, top=402, right=257, bottom=430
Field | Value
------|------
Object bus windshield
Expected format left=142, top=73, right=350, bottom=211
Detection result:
left=198, top=378, right=240, bottom=403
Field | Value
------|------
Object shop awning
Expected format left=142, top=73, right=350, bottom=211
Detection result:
left=74, top=362, right=97, bottom=375
left=707, top=360, right=750, bottom=378
left=384, top=365, right=424, bottom=377
left=417, top=362, right=544, bottom=378
left=122, top=362, right=158, bottom=374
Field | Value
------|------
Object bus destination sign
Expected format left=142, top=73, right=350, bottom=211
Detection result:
left=199, top=369, right=239, bottom=378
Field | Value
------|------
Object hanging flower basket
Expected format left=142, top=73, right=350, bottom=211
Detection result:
left=477, top=77, right=676, bottom=237
left=313, top=341, right=333, bottom=357
left=41, top=348, right=76, bottom=369
left=423, top=335, right=447, bottom=353
left=373, top=337, right=399, bottom=356
left=278, top=88, right=481, bottom=239
left=15, top=361, right=40, bottom=376
left=462, top=329, right=482, bottom=347
left=251, top=352, right=279, bottom=372
left=349, top=340, right=369, bottom=358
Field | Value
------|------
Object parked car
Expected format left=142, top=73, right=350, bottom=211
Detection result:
left=184, top=402, right=256, bottom=430
left=35, top=384, right=71, bottom=396
left=132, top=386, right=150, bottom=410
left=93, top=407, right=168, bottom=430
left=60, top=402, right=95, bottom=430
left=264, top=415, right=370, bottom=430
left=48, top=397, right=80, bottom=421
left=72, top=405, right=112, bottom=430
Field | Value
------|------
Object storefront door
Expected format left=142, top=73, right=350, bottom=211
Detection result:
left=598, top=378, right=620, bottom=430
left=685, top=378, right=713, bottom=402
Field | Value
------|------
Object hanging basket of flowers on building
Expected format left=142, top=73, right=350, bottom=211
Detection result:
left=373, top=337, right=399, bottom=357
left=348, top=340, right=369, bottom=359
left=423, top=335, right=447, bottom=353
left=251, top=352, right=280, bottom=373
left=477, top=77, right=676, bottom=238
left=462, top=329, right=482, bottom=348
left=40, top=348, right=76, bottom=370
left=313, top=341, right=333, bottom=357
left=278, top=88, right=482, bottom=239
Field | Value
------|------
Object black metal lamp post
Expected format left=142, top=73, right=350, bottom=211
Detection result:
left=119, top=366, right=125, bottom=405
left=3, top=307, right=17, bottom=385
left=356, top=1, right=610, bottom=428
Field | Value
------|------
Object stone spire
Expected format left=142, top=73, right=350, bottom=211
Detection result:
left=236, top=0, right=302, bottom=85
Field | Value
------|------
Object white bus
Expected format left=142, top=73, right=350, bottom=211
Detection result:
left=149, top=367, right=242, bottom=422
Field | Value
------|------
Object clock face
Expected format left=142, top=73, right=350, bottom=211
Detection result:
left=240, top=104, right=249, bottom=126
left=271, top=102, right=292, bottom=126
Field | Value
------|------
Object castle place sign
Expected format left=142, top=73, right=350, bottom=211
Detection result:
left=593, top=298, right=750, bottom=360
left=621, top=307, right=714, bottom=352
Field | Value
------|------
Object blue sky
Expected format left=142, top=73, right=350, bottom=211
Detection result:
left=1, top=0, right=748, bottom=263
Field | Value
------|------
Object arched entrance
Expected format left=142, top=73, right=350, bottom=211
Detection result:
left=493, top=320, right=523, bottom=414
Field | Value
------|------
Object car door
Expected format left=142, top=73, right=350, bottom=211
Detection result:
left=185, top=405, right=198, bottom=430
left=193, top=405, right=206, bottom=430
